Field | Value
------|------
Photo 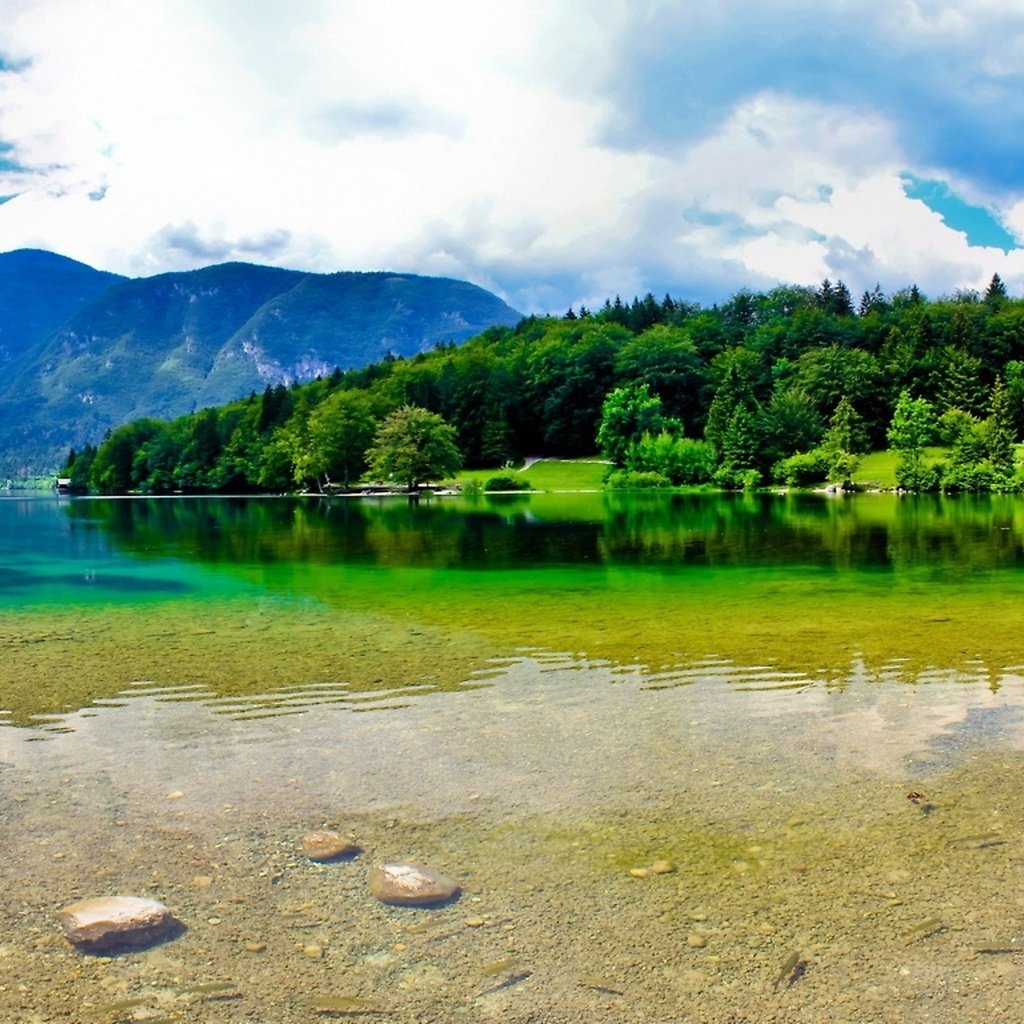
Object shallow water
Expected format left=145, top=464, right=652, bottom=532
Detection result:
left=4, top=492, right=1024, bottom=1022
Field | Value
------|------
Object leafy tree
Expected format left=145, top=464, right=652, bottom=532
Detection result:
left=89, top=420, right=164, bottom=493
left=596, top=383, right=670, bottom=466
left=763, top=387, right=824, bottom=463
left=63, top=444, right=96, bottom=492
left=942, top=415, right=995, bottom=492
left=365, top=406, right=462, bottom=490
left=704, top=346, right=767, bottom=456
left=176, top=408, right=222, bottom=491
left=791, top=345, right=884, bottom=437
left=614, top=325, right=704, bottom=432
left=299, top=389, right=377, bottom=490
left=887, top=391, right=937, bottom=490
left=887, top=391, right=933, bottom=452
left=256, top=439, right=297, bottom=491
left=134, top=420, right=186, bottom=493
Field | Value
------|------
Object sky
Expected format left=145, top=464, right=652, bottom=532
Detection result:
left=1, top=0, right=1023, bottom=315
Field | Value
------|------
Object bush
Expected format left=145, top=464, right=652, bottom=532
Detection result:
left=604, top=469, right=671, bottom=489
left=941, top=459, right=995, bottom=493
left=894, top=454, right=941, bottom=491
left=773, top=449, right=830, bottom=486
left=483, top=475, right=531, bottom=491
left=630, top=432, right=715, bottom=485
left=713, top=466, right=762, bottom=490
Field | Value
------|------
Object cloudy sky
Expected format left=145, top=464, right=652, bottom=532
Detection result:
left=0, top=0, right=1022, bottom=314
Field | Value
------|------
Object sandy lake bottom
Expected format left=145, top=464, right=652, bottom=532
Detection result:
left=6, top=492, right=1024, bottom=1022
left=5, top=645, right=1024, bottom=1024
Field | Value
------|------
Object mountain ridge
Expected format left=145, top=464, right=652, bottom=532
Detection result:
left=0, top=250, right=522, bottom=476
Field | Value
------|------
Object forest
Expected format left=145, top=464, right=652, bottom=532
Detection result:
left=61, top=274, right=1024, bottom=494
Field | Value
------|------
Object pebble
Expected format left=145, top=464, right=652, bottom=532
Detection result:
left=244, top=942, right=266, bottom=953
left=651, top=860, right=676, bottom=874
left=301, top=831, right=361, bottom=862
left=56, top=896, right=175, bottom=952
left=367, top=863, right=460, bottom=906
left=629, top=868, right=649, bottom=878
left=304, top=944, right=323, bottom=958
left=687, top=933, right=708, bottom=948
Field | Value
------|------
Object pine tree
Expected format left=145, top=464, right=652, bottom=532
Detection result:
left=988, top=377, right=1016, bottom=474
left=985, top=272, right=1009, bottom=305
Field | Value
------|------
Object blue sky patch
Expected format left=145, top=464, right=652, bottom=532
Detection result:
left=902, top=174, right=1019, bottom=251
left=0, top=140, right=26, bottom=174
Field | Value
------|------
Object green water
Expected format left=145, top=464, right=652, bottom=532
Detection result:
left=4, top=492, right=1024, bottom=1023
left=5, top=491, right=1024, bottom=719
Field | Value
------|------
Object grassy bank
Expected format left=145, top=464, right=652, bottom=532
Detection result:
left=456, top=457, right=608, bottom=492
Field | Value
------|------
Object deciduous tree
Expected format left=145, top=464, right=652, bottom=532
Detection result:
left=365, top=406, right=462, bottom=491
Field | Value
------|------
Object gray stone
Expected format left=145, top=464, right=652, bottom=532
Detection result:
left=56, top=895, right=176, bottom=951
left=367, top=863, right=460, bottom=906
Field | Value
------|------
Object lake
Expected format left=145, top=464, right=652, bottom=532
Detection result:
left=3, top=491, right=1024, bottom=1023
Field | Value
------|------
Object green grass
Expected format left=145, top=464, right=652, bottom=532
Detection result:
left=455, top=457, right=608, bottom=492
left=520, top=458, right=607, bottom=490
left=851, top=447, right=948, bottom=489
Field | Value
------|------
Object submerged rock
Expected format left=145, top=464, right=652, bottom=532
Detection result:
left=301, top=830, right=361, bottom=862
left=56, top=895, right=177, bottom=952
left=367, top=863, right=460, bottom=906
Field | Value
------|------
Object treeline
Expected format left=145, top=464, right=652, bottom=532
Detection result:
left=62, top=274, right=1024, bottom=493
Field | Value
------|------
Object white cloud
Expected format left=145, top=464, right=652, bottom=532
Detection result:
left=0, top=0, right=656, bottom=302
left=0, top=0, right=1022, bottom=310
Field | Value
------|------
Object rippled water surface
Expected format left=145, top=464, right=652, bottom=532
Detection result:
left=4, top=492, right=1024, bottom=1023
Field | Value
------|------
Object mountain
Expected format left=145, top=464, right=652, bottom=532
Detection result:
left=0, top=252, right=522, bottom=476
left=0, top=249, right=126, bottom=367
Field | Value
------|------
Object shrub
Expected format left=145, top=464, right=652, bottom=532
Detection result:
left=773, top=449, right=830, bottom=486
left=713, top=466, right=762, bottom=490
left=895, top=454, right=941, bottom=491
left=630, top=432, right=715, bottom=485
left=483, top=475, right=531, bottom=491
left=604, top=469, right=671, bottom=489
left=941, top=459, right=995, bottom=493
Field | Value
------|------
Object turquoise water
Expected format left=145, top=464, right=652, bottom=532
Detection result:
left=4, top=492, right=1024, bottom=1022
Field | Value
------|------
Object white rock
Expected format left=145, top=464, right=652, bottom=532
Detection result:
left=367, top=863, right=460, bottom=906
left=56, top=895, right=175, bottom=950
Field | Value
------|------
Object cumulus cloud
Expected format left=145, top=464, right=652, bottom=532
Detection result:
left=0, top=0, right=1021, bottom=311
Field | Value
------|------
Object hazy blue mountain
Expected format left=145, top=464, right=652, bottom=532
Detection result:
left=0, top=249, right=126, bottom=366
left=0, top=254, right=522, bottom=477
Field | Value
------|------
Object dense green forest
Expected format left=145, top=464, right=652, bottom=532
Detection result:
left=62, top=274, right=1024, bottom=494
